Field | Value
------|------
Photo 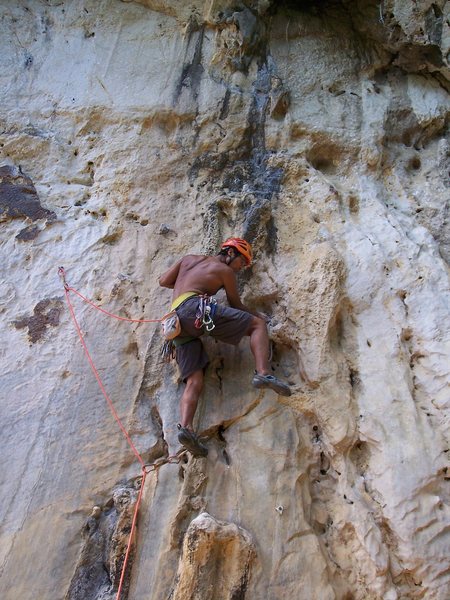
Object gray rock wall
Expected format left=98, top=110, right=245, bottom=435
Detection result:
left=1, top=1, right=449, bottom=599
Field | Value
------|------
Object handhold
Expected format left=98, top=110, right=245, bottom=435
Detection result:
left=159, top=223, right=171, bottom=235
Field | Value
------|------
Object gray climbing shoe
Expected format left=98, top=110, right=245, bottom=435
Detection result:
left=252, top=373, right=292, bottom=396
left=177, top=424, right=208, bottom=457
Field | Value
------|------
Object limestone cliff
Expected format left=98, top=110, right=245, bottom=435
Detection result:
left=1, top=1, right=449, bottom=599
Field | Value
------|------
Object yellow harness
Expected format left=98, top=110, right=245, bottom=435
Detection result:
left=171, top=291, right=198, bottom=310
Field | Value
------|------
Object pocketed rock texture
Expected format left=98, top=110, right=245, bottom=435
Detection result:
left=66, top=482, right=140, bottom=600
left=171, top=512, right=256, bottom=600
left=0, top=1, right=449, bottom=599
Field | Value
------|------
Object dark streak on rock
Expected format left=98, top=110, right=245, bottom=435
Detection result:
left=174, top=26, right=205, bottom=104
left=66, top=481, right=139, bottom=600
left=425, top=3, right=443, bottom=47
left=231, top=560, right=252, bottom=600
left=13, top=298, right=63, bottom=343
left=190, top=152, right=231, bottom=180
left=219, top=88, right=231, bottom=120
left=0, top=165, right=56, bottom=222
left=16, top=224, right=41, bottom=241
left=190, top=41, right=285, bottom=261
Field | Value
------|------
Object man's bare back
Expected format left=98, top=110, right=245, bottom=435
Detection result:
left=172, top=255, right=228, bottom=297
left=159, top=253, right=253, bottom=313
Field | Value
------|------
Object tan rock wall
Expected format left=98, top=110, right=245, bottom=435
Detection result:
left=1, top=1, right=449, bottom=599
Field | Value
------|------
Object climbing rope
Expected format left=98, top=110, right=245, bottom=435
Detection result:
left=58, top=267, right=185, bottom=600
left=58, top=267, right=162, bottom=324
left=115, top=448, right=187, bottom=600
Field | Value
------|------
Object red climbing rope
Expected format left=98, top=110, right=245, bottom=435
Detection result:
left=116, top=468, right=147, bottom=600
left=61, top=277, right=146, bottom=468
left=115, top=452, right=187, bottom=599
left=58, top=267, right=162, bottom=324
left=58, top=267, right=173, bottom=600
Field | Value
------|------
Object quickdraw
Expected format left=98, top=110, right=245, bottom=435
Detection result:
left=160, top=339, right=176, bottom=363
left=194, top=295, right=217, bottom=332
left=143, top=448, right=187, bottom=473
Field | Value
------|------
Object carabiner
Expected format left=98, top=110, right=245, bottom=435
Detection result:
left=203, top=314, right=213, bottom=326
left=205, top=321, right=215, bottom=332
left=58, top=266, right=69, bottom=290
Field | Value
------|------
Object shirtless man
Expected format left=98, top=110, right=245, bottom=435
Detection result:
left=158, top=237, right=291, bottom=457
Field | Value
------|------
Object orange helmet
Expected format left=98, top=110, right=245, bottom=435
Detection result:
left=221, top=237, right=253, bottom=266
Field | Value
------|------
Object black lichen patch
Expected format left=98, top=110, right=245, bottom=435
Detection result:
left=0, top=165, right=56, bottom=222
left=13, top=298, right=63, bottom=343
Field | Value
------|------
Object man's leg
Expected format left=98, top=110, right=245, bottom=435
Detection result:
left=246, top=316, right=291, bottom=396
left=180, top=369, right=204, bottom=430
left=246, top=316, right=271, bottom=374
left=177, top=369, right=208, bottom=457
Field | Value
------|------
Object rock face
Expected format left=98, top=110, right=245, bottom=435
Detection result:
left=0, top=1, right=449, bottom=599
left=171, top=512, right=256, bottom=600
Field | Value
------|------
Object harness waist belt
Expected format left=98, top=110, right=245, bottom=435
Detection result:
left=171, top=291, right=198, bottom=310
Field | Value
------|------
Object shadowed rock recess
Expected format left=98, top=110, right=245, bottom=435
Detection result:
left=1, top=1, right=449, bottom=599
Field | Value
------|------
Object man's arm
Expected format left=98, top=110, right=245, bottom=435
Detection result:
left=158, top=258, right=182, bottom=289
left=222, top=268, right=260, bottom=317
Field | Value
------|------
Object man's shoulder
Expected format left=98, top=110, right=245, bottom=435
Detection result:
left=179, top=254, right=217, bottom=270
left=182, top=254, right=219, bottom=263
left=180, top=254, right=204, bottom=263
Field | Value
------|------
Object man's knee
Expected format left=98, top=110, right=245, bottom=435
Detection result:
left=185, top=370, right=204, bottom=394
left=246, top=315, right=267, bottom=336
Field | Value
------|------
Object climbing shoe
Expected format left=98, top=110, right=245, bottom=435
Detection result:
left=252, top=373, right=292, bottom=397
left=177, top=424, right=208, bottom=458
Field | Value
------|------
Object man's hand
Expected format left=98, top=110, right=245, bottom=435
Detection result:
left=256, top=312, right=270, bottom=323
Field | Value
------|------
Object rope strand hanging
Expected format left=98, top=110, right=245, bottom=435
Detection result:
left=58, top=267, right=162, bottom=324
left=58, top=267, right=184, bottom=600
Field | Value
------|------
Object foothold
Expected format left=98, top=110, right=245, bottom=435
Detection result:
left=159, top=223, right=171, bottom=235
left=275, top=505, right=284, bottom=515
left=91, top=506, right=102, bottom=519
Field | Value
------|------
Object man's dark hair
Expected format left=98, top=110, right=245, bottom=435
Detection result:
left=218, top=246, right=240, bottom=259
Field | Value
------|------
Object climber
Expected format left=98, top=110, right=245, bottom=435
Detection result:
left=158, top=237, right=291, bottom=458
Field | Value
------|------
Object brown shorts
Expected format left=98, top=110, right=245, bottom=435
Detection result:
left=175, top=297, right=253, bottom=381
